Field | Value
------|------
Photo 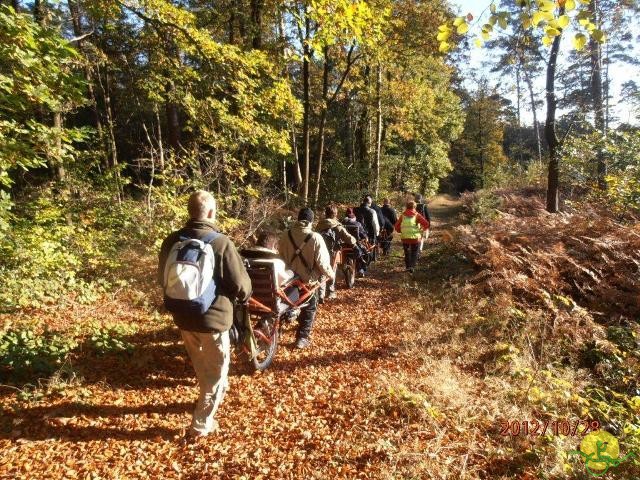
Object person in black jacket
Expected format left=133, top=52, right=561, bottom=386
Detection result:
left=343, top=207, right=369, bottom=276
left=343, top=207, right=367, bottom=240
left=354, top=196, right=379, bottom=243
left=367, top=195, right=387, bottom=234
left=379, top=199, right=397, bottom=255
left=381, top=198, right=398, bottom=226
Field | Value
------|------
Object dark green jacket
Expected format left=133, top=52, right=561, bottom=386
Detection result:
left=158, top=219, right=251, bottom=333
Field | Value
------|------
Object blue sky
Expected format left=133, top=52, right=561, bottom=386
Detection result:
left=452, top=0, right=639, bottom=126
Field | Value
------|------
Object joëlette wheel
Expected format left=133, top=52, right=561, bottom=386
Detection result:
left=343, top=258, right=355, bottom=289
left=250, top=316, right=279, bottom=371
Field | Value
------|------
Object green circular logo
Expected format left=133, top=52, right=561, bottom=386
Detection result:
left=580, top=431, right=619, bottom=472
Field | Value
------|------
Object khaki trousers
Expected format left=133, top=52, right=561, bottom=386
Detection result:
left=180, top=329, right=230, bottom=436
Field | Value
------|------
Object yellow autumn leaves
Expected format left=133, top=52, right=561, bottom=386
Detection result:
left=437, top=0, right=607, bottom=54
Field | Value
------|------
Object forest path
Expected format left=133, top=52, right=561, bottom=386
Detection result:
left=1, top=196, right=468, bottom=480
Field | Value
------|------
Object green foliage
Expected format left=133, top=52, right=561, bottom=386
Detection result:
left=0, top=6, right=87, bottom=188
left=0, top=187, right=124, bottom=311
left=0, top=328, right=77, bottom=380
left=449, top=82, right=509, bottom=190
left=383, top=57, right=464, bottom=195
left=89, top=325, right=135, bottom=355
left=118, top=0, right=300, bottom=203
left=461, top=190, right=502, bottom=223
left=438, top=0, right=608, bottom=53
left=561, top=129, right=640, bottom=212
left=484, top=160, right=547, bottom=189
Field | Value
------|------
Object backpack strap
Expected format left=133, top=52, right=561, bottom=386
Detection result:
left=176, top=230, right=219, bottom=245
left=201, top=231, right=220, bottom=244
left=288, top=230, right=314, bottom=274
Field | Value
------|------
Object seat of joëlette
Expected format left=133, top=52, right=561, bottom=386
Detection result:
left=240, top=249, right=299, bottom=314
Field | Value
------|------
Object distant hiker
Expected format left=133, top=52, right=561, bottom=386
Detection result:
left=381, top=198, right=398, bottom=226
left=395, top=200, right=430, bottom=273
left=343, top=207, right=367, bottom=241
left=317, top=204, right=357, bottom=301
left=414, top=193, right=431, bottom=251
left=279, top=208, right=334, bottom=349
left=158, top=190, right=251, bottom=441
left=373, top=198, right=394, bottom=256
left=342, top=207, right=369, bottom=277
left=413, top=193, right=432, bottom=223
left=367, top=195, right=387, bottom=236
left=354, top=196, right=380, bottom=244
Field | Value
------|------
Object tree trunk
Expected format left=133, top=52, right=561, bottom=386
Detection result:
left=521, top=59, right=542, bottom=164
left=350, top=101, right=356, bottom=169
left=165, top=84, right=181, bottom=151
left=33, top=0, right=65, bottom=182
left=589, top=0, right=607, bottom=189
left=99, top=67, right=122, bottom=203
left=374, top=62, right=383, bottom=199
left=313, top=46, right=330, bottom=207
left=53, top=112, right=66, bottom=181
left=478, top=89, right=484, bottom=187
left=545, top=14, right=564, bottom=213
left=250, top=0, right=263, bottom=49
left=301, top=15, right=311, bottom=204
left=359, top=64, right=370, bottom=188
left=68, top=0, right=107, bottom=169
left=604, top=40, right=610, bottom=131
left=155, top=106, right=165, bottom=172
left=516, top=65, right=521, bottom=127
left=33, top=0, right=43, bottom=24
left=228, top=2, right=235, bottom=44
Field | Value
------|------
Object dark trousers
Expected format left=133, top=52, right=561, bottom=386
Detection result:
left=379, top=234, right=392, bottom=255
left=402, top=243, right=420, bottom=269
left=297, top=291, right=318, bottom=340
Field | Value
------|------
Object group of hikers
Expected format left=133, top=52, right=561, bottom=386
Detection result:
left=158, top=191, right=431, bottom=442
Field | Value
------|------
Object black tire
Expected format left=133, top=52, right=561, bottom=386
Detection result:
left=343, top=258, right=356, bottom=289
left=250, top=317, right=279, bottom=371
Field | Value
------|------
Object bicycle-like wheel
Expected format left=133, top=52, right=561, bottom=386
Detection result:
left=342, top=257, right=356, bottom=289
left=250, top=316, right=279, bottom=371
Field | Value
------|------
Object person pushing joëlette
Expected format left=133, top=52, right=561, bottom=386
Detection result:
left=158, top=190, right=251, bottom=442
left=278, top=208, right=334, bottom=349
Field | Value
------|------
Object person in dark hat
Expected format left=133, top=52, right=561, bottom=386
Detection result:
left=278, top=208, right=334, bottom=348
left=342, top=207, right=369, bottom=277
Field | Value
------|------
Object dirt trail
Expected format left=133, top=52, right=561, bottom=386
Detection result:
left=1, top=197, right=466, bottom=480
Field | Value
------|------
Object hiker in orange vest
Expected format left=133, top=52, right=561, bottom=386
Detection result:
left=394, top=200, right=430, bottom=273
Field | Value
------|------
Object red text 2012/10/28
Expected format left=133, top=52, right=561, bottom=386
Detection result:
left=499, top=419, right=601, bottom=437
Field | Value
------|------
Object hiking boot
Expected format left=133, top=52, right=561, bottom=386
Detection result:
left=327, top=292, right=337, bottom=300
left=295, top=337, right=311, bottom=349
left=357, top=269, right=366, bottom=278
left=180, top=420, right=219, bottom=445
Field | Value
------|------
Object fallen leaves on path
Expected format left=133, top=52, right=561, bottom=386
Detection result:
left=0, top=260, right=428, bottom=479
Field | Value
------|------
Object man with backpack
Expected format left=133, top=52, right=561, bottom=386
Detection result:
left=371, top=198, right=394, bottom=256
left=158, top=191, right=251, bottom=442
left=368, top=196, right=387, bottom=236
left=414, top=193, right=431, bottom=251
left=354, top=196, right=379, bottom=244
left=394, top=200, right=430, bottom=273
left=316, top=204, right=357, bottom=301
left=278, top=208, right=334, bottom=349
